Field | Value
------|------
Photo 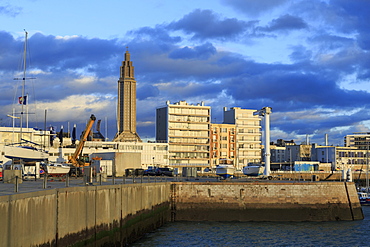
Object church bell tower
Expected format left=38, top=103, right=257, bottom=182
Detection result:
left=113, top=48, right=141, bottom=142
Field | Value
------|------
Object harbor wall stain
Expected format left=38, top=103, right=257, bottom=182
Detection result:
left=0, top=181, right=363, bottom=246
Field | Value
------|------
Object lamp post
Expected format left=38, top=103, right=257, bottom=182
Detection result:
left=254, top=107, right=272, bottom=177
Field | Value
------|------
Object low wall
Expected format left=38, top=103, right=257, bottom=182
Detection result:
left=0, top=183, right=171, bottom=247
left=172, top=182, right=363, bottom=221
left=0, top=181, right=363, bottom=246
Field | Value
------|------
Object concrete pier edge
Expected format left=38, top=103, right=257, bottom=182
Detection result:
left=0, top=181, right=363, bottom=246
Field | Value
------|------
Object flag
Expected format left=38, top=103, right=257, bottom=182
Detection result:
left=18, top=96, right=27, bottom=105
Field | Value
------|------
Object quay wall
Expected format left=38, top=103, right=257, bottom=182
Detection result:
left=0, top=181, right=363, bottom=246
left=172, top=182, right=364, bottom=221
left=0, top=183, right=171, bottom=247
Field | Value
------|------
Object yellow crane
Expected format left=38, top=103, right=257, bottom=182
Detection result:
left=69, top=114, right=96, bottom=173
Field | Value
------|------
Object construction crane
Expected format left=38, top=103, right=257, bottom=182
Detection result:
left=69, top=114, right=96, bottom=174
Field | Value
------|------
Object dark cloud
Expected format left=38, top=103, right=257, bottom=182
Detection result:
left=128, top=26, right=181, bottom=44
left=261, top=14, right=308, bottom=32
left=28, top=33, right=120, bottom=76
left=168, top=9, right=252, bottom=40
left=226, top=69, right=370, bottom=110
left=221, top=0, right=288, bottom=17
left=169, top=43, right=216, bottom=60
left=137, top=84, right=159, bottom=100
left=289, top=45, right=312, bottom=62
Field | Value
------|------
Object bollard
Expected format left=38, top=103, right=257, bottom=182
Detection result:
left=133, top=173, right=135, bottom=183
left=99, top=173, right=102, bottom=185
left=65, top=174, right=69, bottom=187
left=43, top=175, right=47, bottom=189
left=112, top=175, right=115, bottom=185
left=141, top=175, right=143, bottom=183
left=123, top=175, right=126, bottom=184
left=15, top=176, right=19, bottom=193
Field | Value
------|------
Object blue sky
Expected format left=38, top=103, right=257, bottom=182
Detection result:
left=1, top=0, right=370, bottom=145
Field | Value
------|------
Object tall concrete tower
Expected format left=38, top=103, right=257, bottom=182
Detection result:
left=113, top=49, right=141, bottom=142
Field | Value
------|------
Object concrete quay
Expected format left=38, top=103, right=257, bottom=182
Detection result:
left=0, top=178, right=364, bottom=246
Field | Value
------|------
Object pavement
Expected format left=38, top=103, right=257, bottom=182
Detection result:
left=0, top=175, right=217, bottom=196
left=0, top=174, right=327, bottom=197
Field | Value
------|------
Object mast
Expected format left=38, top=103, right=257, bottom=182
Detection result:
left=20, top=30, right=28, bottom=142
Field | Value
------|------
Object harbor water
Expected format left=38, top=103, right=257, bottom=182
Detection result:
left=132, top=206, right=370, bottom=247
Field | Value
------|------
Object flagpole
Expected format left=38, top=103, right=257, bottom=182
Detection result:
left=26, top=93, right=29, bottom=129
left=105, top=116, right=108, bottom=141
left=12, top=108, right=15, bottom=143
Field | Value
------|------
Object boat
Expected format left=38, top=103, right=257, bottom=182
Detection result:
left=4, top=140, right=49, bottom=162
left=43, top=162, right=70, bottom=176
left=358, top=169, right=370, bottom=206
left=358, top=192, right=370, bottom=206
left=216, top=164, right=235, bottom=179
left=43, top=144, right=70, bottom=176
left=3, top=30, right=49, bottom=162
left=243, top=165, right=264, bottom=176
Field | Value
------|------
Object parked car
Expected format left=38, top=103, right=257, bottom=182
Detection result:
left=155, top=167, right=174, bottom=177
left=143, top=168, right=157, bottom=176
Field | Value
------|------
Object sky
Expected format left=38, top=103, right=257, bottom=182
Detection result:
left=0, top=0, right=370, bottom=145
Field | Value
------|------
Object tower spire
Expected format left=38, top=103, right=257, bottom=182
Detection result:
left=113, top=48, right=141, bottom=142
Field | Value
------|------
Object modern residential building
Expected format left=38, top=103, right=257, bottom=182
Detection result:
left=344, top=132, right=370, bottom=150
left=223, top=107, right=261, bottom=169
left=210, top=123, right=236, bottom=167
left=114, top=49, right=141, bottom=142
left=286, top=144, right=312, bottom=162
left=156, top=101, right=210, bottom=168
left=311, top=144, right=368, bottom=171
left=270, top=145, right=286, bottom=163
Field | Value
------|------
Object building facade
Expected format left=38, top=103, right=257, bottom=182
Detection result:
left=156, top=101, right=210, bottom=168
left=210, top=123, right=236, bottom=167
left=311, top=144, right=369, bottom=171
left=270, top=145, right=287, bottom=163
left=114, top=49, right=141, bottom=142
left=344, top=132, right=370, bottom=150
left=223, top=107, right=261, bottom=169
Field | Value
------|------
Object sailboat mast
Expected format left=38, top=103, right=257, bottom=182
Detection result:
left=19, top=30, right=28, bottom=142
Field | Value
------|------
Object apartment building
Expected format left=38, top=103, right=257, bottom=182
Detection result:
left=156, top=101, right=210, bottom=168
left=223, top=107, right=261, bottom=169
left=270, top=145, right=286, bottom=163
left=311, top=144, right=368, bottom=171
left=344, top=132, right=370, bottom=150
left=210, top=123, right=236, bottom=167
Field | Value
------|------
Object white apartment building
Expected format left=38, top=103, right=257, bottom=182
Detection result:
left=344, top=132, right=370, bottom=150
left=156, top=101, right=210, bottom=168
left=223, top=107, right=261, bottom=169
left=311, top=144, right=369, bottom=171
